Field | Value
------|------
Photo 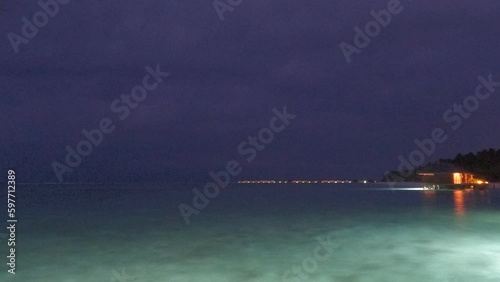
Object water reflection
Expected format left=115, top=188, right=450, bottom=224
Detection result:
left=422, top=189, right=494, bottom=218
left=453, top=190, right=466, bottom=217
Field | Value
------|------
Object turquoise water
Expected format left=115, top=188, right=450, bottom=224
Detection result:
left=1, top=183, right=499, bottom=281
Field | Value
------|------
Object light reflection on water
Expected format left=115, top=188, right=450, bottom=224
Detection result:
left=421, top=188, right=496, bottom=219
left=453, top=190, right=466, bottom=217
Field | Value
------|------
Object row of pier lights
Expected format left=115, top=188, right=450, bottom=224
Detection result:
left=237, top=180, right=376, bottom=184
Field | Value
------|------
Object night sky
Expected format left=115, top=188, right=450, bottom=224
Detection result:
left=1, top=0, right=500, bottom=183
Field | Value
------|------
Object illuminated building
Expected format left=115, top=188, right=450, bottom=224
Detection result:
left=418, top=171, right=488, bottom=190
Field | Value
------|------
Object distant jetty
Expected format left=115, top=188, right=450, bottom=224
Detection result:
left=238, top=180, right=376, bottom=184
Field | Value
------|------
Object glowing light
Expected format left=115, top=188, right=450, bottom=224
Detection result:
left=453, top=173, right=462, bottom=184
left=393, top=187, right=424, bottom=190
left=375, top=187, right=424, bottom=191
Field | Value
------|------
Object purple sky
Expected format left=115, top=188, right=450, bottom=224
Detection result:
left=1, top=0, right=500, bottom=183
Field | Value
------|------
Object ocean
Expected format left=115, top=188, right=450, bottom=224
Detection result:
left=1, top=183, right=499, bottom=282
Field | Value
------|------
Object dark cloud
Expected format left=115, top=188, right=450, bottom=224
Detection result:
left=1, top=0, right=500, bottom=183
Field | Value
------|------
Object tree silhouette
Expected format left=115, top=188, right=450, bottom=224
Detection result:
left=382, top=148, right=500, bottom=182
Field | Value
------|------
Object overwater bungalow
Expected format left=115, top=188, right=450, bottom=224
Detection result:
left=418, top=172, right=488, bottom=190
left=418, top=163, right=488, bottom=190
